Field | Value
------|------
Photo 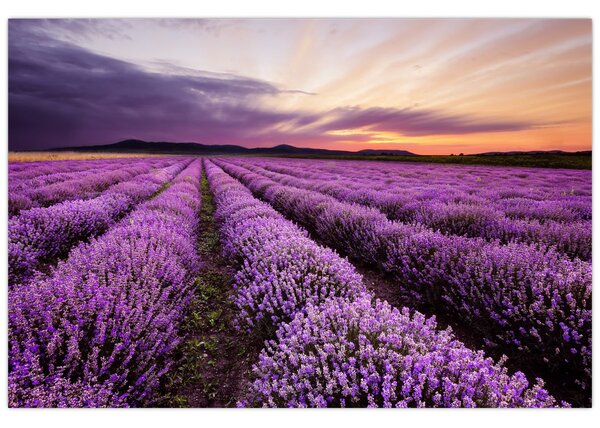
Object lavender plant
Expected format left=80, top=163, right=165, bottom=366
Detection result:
left=214, top=159, right=591, bottom=393
left=8, top=160, right=191, bottom=285
left=205, top=160, right=561, bottom=408
left=224, top=158, right=591, bottom=260
left=8, top=160, right=202, bottom=407
left=241, top=296, right=561, bottom=408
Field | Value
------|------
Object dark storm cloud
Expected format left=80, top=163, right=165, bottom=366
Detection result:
left=8, top=21, right=301, bottom=149
left=9, top=21, right=539, bottom=150
left=315, top=106, right=533, bottom=136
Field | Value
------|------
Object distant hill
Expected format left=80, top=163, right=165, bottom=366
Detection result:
left=52, top=139, right=255, bottom=154
left=355, top=149, right=416, bottom=156
left=50, top=139, right=418, bottom=157
left=50, top=139, right=592, bottom=163
left=46, top=140, right=590, bottom=169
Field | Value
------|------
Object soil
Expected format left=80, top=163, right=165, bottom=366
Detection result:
left=155, top=167, right=263, bottom=408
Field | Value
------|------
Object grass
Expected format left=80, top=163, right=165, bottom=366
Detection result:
left=156, top=165, right=260, bottom=408
left=8, top=151, right=170, bottom=162
left=10, top=150, right=590, bottom=169
left=268, top=153, right=592, bottom=170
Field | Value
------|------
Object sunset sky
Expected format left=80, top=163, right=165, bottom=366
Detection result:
left=8, top=18, right=592, bottom=154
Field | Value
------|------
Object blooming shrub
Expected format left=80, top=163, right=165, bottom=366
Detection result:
left=8, top=160, right=190, bottom=285
left=205, top=160, right=561, bottom=408
left=215, top=159, right=591, bottom=393
left=241, top=296, right=561, bottom=408
left=8, top=160, right=201, bottom=407
left=227, top=158, right=591, bottom=260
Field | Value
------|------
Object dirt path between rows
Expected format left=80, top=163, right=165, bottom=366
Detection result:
left=156, top=167, right=262, bottom=407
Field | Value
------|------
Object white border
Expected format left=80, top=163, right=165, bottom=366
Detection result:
left=1, top=1, right=597, bottom=427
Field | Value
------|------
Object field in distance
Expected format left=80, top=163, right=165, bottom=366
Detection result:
left=9, top=150, right=591, bottom=169
left=8, top=151, right=174, bottom=162
left=274, top=152, right=592, bottom=169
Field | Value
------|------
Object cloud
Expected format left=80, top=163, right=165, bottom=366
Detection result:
left=9, top=20, right=540, bottom=151
left=10, top=18, right=135, bottom=43
left=9, top=21, right=302, bottom=149
left=314, top=106, right=534, bottom=136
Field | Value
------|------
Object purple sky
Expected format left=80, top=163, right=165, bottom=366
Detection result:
left=8, top=19, right=591, bottom=154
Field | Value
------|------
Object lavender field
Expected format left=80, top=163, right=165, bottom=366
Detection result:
left=7, top=156, right=591, bottom=408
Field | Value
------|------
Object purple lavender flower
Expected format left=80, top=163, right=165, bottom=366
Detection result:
left=205, top=159, right=562, bottom=408
left=213, top=158, right=591, bottom=394
left=9, top=160, right=202, bottom=407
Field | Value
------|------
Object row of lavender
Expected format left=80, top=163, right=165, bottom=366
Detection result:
left=228, top=158, right=591, bottom=260
left=9, top=158, right=144, bottom=214
left=8, top=160, right=203, bottom=407
left=206, top=159, right=561, bottom=407
left=8, top=159, right=192, bottom=286
left=9, top=157, right=180, bottom=216
left=246, top=157, right=591, bottom=218
left=214, top=159, right=592, bottom=395
left=8, top=157, right=141, bottom=179
left=8, top=158, right=150, bottom=191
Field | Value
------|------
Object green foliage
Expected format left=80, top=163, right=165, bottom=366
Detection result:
left=268, top=153, right=591, bottom=169
left=157, top=165, right=253, bottom=407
